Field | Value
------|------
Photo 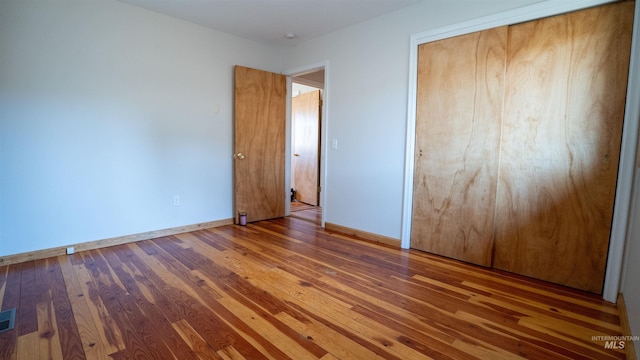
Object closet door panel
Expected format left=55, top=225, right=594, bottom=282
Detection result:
left=411, top=27, right=507, bottom=266
left=493, top=1, right=634, bottom=293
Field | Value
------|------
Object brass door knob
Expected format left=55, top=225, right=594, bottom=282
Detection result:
left=234, top=152, right=245, bottom=160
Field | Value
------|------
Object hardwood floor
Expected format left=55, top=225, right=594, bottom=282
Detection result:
left=0, top=217, right=627, bottom=359
left=290, top=202, right=322, bottom=224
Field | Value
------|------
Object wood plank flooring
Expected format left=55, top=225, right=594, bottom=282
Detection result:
left=0, top=217, right=627, bottom=359
left=290, top=202, right=322, bottom=225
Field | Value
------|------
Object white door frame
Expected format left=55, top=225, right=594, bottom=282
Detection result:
left=401, top=0, right=640, bottom=302
left=284, top=61, right=329, bottom=227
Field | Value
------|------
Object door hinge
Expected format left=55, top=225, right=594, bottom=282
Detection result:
left=318, top=186, right=322, bottom=193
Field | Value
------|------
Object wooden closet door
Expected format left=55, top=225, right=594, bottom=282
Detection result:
left=493, top=1, right=634, bottom=293
left=411, top=27, right=507, bottom=267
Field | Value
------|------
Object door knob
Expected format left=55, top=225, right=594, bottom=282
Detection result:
left=234, top=152, right=245, bottom=160
left=293, top=153, right=300, bottom=157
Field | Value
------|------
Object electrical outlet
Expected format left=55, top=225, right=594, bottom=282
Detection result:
left=173, top=195, right=181, bottom=206
left=66, top=246, right=74, bottom=255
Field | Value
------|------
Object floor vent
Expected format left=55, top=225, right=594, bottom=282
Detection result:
left=0, top=308, right=16, bottom=334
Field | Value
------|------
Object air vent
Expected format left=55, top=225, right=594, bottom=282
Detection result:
left=0, top=308, right=16, bottom=334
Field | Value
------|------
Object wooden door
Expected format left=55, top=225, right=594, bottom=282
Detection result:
left=411, top=27, right=507, bottom=267
left=234, top=66, right=286, bottom=223
left=493, top=2, right=634, bottom=293
left=292, top=90, right=321, bottom=206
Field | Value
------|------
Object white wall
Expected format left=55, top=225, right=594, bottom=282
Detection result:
left=0, top=0, right=281, bottom=256
left=292, top=83, right=320, bottom=97
left=282, top=0, right=542, bottom=239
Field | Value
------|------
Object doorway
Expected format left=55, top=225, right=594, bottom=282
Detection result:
left=290, top=69, right=324, bottom=225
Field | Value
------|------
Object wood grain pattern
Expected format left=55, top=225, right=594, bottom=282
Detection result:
left=0, top=216, right=628, bottom=359
left=292, top=90, right=321, bottom=206
left=412, top=26, right=507, bottom=266
left=234, top=65, right=287, bottom=223
left=493, top=1, right=634, bottom=293
left=290, top=202, right=322, bottom=224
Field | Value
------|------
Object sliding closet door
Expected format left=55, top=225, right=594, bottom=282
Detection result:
left=493, top=1, right=634, bottom=293
left=411, top=27, right=507, bottom=267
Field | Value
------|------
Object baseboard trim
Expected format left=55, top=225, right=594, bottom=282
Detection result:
left=0, top=218, right=234, bottom=266
left=617, top=293, right=638, bottom=360
left=325, top=222, right=400, bottom=248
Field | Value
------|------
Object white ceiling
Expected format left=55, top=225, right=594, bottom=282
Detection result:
left=118, top=0, right=424, bottom=46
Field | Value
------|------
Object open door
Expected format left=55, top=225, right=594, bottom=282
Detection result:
left=292, top=90, right=321, bottom=206
left=234, top=65, right=286, bottom=223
